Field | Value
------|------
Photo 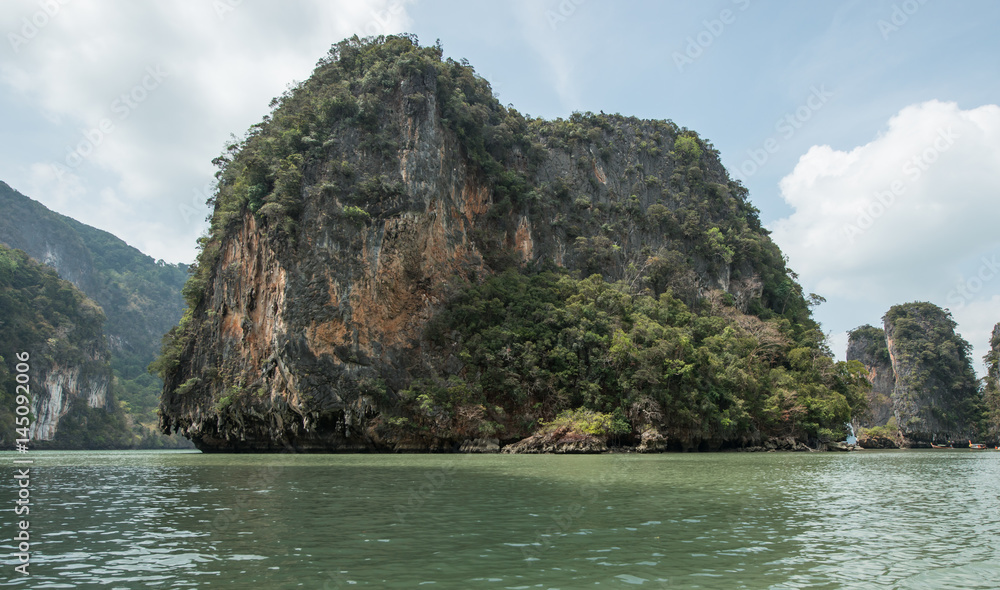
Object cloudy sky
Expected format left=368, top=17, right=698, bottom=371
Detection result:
left=2, top=0, right=999, bottom=372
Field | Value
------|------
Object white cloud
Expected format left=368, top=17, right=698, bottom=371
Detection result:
left=771, top=100, right=1000, bottom=373
left=0, top=0, right=413, bottom=263
left=27, top=162, right=86, bottom=208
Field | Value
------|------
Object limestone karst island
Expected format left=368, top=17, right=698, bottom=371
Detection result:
left=142, top=36, right=996, bottom=453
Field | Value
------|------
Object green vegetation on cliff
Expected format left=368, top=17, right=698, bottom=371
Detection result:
left=0, top=182, right=189, bottom=447
left=981, top=323, right=1000, bottom=441
left=848, top=324, right=890, bottom=365
left=178, top=35, right=798, bottom=318
left=158, top=35, right=870, bottom=451
left=0, top=356, right=8, bottom=443
left=66, top=218, right=189, bottom=431
left=846, top=323, right=897, bottom=439
left=0, top=245, right=132, bottom=448
left=0, top=246, right=104, bottom=359
left=408, top=270, right=868, bottom=445
left=850, top=305, right=998, bottom=447
left=882, top=302, right=980, bottom=438
left=849, top=302, right=984, bottom=446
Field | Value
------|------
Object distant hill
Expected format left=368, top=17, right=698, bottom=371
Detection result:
left=0, top=181, right=191, bottom=447
left=0, top=244, right=131, bottom=448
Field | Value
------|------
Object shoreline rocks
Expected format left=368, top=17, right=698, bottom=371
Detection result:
left=857, top=434, right=899, bottom=449
left=636, top=428, right=668, bottom=453
left=459, top=438, right=500, bottom=453
left=501, top=425, right=607, bottom=454
left=826, top=441, right=855, bottom=452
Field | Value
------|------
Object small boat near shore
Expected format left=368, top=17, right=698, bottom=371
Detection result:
left=928, top=441, right=994, bottom=449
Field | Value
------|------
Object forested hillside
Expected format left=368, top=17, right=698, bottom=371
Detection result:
left=0, top=181, right=190, bottom=447
left=0, top=244, right=132, bottom=448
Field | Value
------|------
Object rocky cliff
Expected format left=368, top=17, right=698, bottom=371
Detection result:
left=0, top=245, right=131, bottom=448
left=158, top=35, right=866, bottom=452
left=981, top=323, right=1000, bottom=443
left=885, top=303, right=980, bottom=445
left=846, top=325, right=895, bottom=428
left=0, top=182, right=189, bottom=446
left=848, top=303, right=981, bottom=447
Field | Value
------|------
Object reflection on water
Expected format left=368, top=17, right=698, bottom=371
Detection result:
left=1, top=450, right=999, bottom=588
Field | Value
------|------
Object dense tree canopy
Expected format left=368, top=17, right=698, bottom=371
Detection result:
left=0, top=245, right=132, bottom=448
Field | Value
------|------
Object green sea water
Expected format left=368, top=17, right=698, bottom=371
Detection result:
left=2, top=449, right=1000, bottom=588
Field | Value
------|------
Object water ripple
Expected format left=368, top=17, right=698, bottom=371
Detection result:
left=0, top=450, right=998, bottom=587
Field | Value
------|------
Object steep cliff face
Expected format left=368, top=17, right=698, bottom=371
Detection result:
left=158, top=35, right=864, bottom=452
left=885, top=303, right=980, bottom=444
left=33, top=360, right=111, bottom=440
left=0, top=245, right=128, bottom=448
left=982, top=323, right=1000, bottom=443
left=850, top=302, right=982, bottom=446
left=846, top=325, right=895, bottom=428
left=0, top=182, right=189, bottom=444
